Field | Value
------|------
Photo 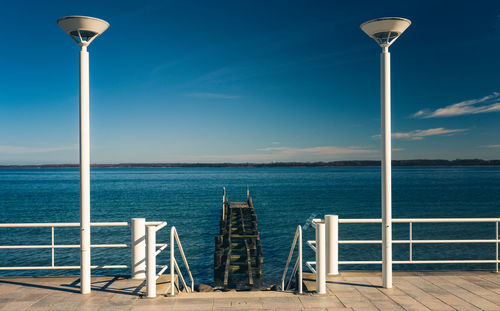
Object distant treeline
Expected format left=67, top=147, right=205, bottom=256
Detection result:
left=1, top=159, right=500, bottom=169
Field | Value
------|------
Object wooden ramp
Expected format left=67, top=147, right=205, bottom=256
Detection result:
left=214, top=194, right=263, bottom=289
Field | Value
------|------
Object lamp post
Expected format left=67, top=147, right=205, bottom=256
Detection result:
left=361, top=17, right=410, bottom=289
left=57, top=16, right=109, bottom=294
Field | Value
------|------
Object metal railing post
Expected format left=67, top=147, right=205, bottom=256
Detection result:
left=146, top=225, right=156, bottom=298
left=170, top=227, right=175, bottom=296
left=409, top=222, right=413, bottom=262
left=316, top=222, right=326, bottom=294
left=325, top=215, right=339, bottom=275
left=496, top=222, right=498, bottom=273
left=51, top=227, right=55, bottom=268
left=298, top=225, right=303, bottom=294
left=131, top=218, right=146, bottom=279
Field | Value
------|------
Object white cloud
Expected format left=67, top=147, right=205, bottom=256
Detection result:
left=187, top=92, right=241, bottom=99
left=487, top=145, right=500, bottom=148
left=257, top=146, right=376, bottom=155
left=412, top=92, right=500, bottom=118
left=374, top=128, right=467, bottom=141
left=0, top=145, right=77, bottom=154
left=182, top=145, right=377, bottom=162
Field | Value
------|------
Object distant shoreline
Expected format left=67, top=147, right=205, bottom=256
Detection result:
left=1, top=159, right=499, bottom=169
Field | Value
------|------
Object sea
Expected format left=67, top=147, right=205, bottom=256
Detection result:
left=0, top=166, right=499, bottom=286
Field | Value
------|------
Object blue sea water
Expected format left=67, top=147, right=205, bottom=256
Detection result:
left=0, top=167, right=499, bottom=286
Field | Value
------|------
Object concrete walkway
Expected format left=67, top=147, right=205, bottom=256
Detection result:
left=1, top=271, right=500, bottom=310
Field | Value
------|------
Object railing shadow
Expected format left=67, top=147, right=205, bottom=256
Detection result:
left=0, top=276, right=147, bottom=296
left=327, top=280, right=382, bottom=288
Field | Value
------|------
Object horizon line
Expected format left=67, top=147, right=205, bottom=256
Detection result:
left=1, top=159, right=499, bottom=168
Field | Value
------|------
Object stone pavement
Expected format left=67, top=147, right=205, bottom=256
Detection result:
left=1, top=271, right=500, bottom=310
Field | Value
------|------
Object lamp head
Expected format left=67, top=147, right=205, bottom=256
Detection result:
left=57, top=16, right=109, bottom=46
left=360, top=17, right=410, bottom=48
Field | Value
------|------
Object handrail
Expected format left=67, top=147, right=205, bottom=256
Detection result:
left=1, top=220, right=170, bottom=297
left=319, top=217, right=500, bottom=274
left=0, top=221, right=148, bottom=271
left=170, top=226, right=194, bottom=296
left=339, top=218, right=500, bottom=223
left=281, top=225, right=302, bottom=293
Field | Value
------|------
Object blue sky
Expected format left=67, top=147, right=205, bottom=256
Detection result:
left=0, top=0, right=499, bottom=164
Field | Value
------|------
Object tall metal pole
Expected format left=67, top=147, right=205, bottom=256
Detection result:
left=381, top=46, right=392, bottom=289
left=79, top=44, right=91, bottom=294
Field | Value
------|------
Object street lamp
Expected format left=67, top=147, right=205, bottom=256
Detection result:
left=57, top=16, right=109, bottom=294
left=361, top=17, right=410, bottom=289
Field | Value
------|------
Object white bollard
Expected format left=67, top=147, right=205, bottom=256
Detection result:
left=146, top=225, right=156, bottom=298
left=325, top=215, right=339, bottom=275
left=131, top=218, right=146, bottom=279
left=316, top=222, right=326, bottom=294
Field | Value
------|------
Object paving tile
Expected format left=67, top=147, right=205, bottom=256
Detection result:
left=0, top=301, right=35, bottom=311
left=463, top=275, right=500, bottom=294
left=0, top=273, right=499, bottom=310
left=341, top=276, right=404, bottom=311
left=173, top=304, right=212, bottom=311
left=212, top=297, right=233, bottom=307
left=299, top=295, right=345, bottom=308
left=25, top=306, right=51, bottom=311
left=393, top=278, right=456, bottom=311
left=443, top=275, right=500, bottom=305
left=98, top=305, right=132, bottom=311
left=131, top=305, right=174, bottom=311
left=422, top=275, right=498, bottom=311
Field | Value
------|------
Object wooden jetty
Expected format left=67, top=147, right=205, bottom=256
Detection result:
left=214, top=189, right=263, bottom=289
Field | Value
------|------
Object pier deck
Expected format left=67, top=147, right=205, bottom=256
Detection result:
left=215, top=196, right=263, bottom=289
left=1, top=271, right=500, bottom=310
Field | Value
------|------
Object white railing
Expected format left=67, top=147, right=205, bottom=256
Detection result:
left=336, top=218, right=500, bottom=271
left=0, top=219, right=169, bottom=297
left=281, top=225, right=302, bottom=293
left=145, top=221, right=169, bottom=298
left=289, top=215, right=499, bottom=294
left=0, top=220, right=196, bottom=298
left=0, top=221, right=147, bottom=271
left=169, top=226, right=194, bottom=296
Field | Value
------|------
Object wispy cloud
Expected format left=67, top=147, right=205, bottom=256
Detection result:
left=181, top=145, right=377, bottom=162
left=392, top=128, right=467, bottom=140
left=257, top=146, right=376, bottom=155
left=412, top=92, right=500, bottom=118
left=486, top=144, right=500, bottom=148
left=187, top=92, right=242, bottom=100
left=0, top=145, right=77, bottom=154
left=373, top=128, right=468, bottom=141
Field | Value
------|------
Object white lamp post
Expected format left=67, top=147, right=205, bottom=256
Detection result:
left=361, top=17, right=410, bottom=289
left=57, top=16, right=109, bottom=294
